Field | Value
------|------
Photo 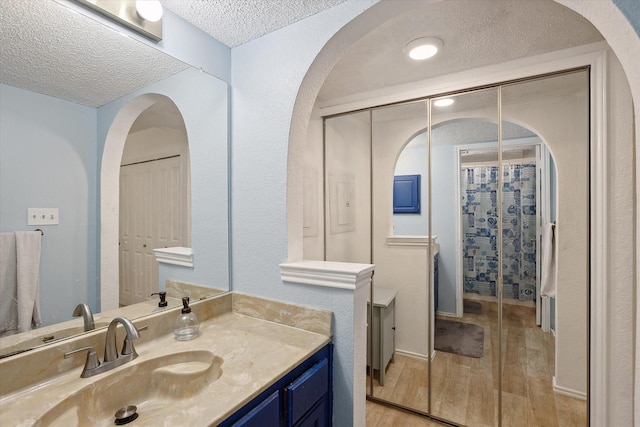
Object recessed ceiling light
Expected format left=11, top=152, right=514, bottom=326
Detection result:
left=433, top=98, right=455, bottom=107
left=136, top=0, right=163, bottom=22
left=403, top=37, right=443, bottom=61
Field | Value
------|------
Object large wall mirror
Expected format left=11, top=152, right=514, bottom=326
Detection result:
left=320, top=69, right=588, bottom=426
left=0, top=0, right=229, bottom=357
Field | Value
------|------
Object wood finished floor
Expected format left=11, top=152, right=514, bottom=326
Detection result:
left=366, top=300, right=587, bottom=427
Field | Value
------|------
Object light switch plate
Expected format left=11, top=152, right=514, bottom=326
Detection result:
left=27, top=208, right=59, bottom=225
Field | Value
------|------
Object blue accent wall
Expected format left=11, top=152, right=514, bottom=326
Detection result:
left=614, top=0, right=640, bottom=36
left=0, top=85, right=98, bottom=325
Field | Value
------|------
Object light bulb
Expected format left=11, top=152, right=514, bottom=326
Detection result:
left=136, top=0, right=163, bottom=22
left=403, top=37, right=443, bottom=61
left=433, top=98, right=455, bottom=107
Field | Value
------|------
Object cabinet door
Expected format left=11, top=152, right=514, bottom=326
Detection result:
left=285, top=358, right=329, bottom=426
left=294, top=399, right=329, bottom=427
left=231, top=391, right=280, bottom=427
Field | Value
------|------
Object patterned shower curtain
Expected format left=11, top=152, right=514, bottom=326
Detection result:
left=461, top=163, right=537, bottom=300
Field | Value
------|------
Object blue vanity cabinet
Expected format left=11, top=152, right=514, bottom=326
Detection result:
left=285, top=357, right=329, bottom=427
left=229, top=391, right=281, bottom=426
left=220, top=343, right=333, bottom=427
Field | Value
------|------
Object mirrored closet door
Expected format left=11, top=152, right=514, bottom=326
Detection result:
left=429, top=88, right=500, bottom=425
left=321, top=69, right=589, bottom=426
left=369, top=101, right=430, bottom=412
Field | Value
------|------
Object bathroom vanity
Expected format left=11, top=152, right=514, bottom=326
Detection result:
left=221, top=343, right=332, bottom=426
left=0, top=292, right=333, bottom=426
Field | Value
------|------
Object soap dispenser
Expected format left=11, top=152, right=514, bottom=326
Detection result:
left=174, top=297, right=199, bottom=340
left=151, top=291, right=168, bottom=308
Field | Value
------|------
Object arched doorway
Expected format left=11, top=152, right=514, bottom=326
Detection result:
left=285, top=1, right=637, bottom=425
left=100, top=94, right=191, bottom=310
left=118, top=97, right=190, bottom=306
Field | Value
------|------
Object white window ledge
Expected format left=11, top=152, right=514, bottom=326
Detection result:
left=153, top=247, right=194, bottom=268
left=280, top=260, right=374, bottom=290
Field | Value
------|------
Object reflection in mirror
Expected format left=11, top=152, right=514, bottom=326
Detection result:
left=369, top=101, right=430, bottom=412
left=321, top=70, right=589, bottom=426
left=425, top=89, right=501, bottom=425
left=324, top=110, right=371, bottom=264
left=499, top=70, right=588, bottom=425
left=119, top=97, right=190, bottom=306
left=0, top=0, right=229, bottom=357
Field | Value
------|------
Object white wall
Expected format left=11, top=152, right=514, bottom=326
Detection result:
left=324, top=113, right=371, bottom=264
left=302, top=111, right=324, bottom=260
left=602, top=47, right=635, bottom=424
left=0, top=84, right=98, bottom=326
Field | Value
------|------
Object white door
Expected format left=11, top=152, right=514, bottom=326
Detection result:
left=119, top=156, right=185, bottom=306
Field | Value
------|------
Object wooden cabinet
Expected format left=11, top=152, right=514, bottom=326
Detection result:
left=220, top=343, right=333, bottom=427
left=367, top=287, right=397, bottom=386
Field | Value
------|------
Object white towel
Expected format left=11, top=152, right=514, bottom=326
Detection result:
left=15, top=231, right=42, bottom=332
left=540, top=222, right=557, bottom=298
left=0, top=232, right=18, bottom=336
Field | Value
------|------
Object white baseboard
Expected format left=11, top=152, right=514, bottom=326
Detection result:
left=395, top=349, right=430, bottom=361
left=553, top=376, right=587, bottom=400
left=436, top=310, right=459, bottom=318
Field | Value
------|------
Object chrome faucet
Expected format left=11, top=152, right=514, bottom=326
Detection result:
left=72, top=303, right=95, bottom=331
left=103, top=316, right=140, bottom=363
left=64, top=316, right=145, bottom=378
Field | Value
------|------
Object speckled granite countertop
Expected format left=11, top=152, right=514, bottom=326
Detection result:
left=0, top=292, right=332, bottom=426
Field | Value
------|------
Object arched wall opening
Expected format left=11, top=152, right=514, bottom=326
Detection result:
left=100, top=93, right=179, bottom=311
left=285, top=0, right=637, bottom=424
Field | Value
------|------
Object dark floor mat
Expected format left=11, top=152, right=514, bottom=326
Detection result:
left=434, top=319, right=484, bottom=358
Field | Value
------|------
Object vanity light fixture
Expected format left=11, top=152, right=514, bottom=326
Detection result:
left=403, top=37, right=443, bottom=61
left=433, top=98, right=455, bottom=107
left=72, top=0, right=162, bottom=41
left=136, top=0, right=163, bottom=22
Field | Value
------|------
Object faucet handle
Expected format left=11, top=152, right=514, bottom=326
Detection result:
left=122, top=325, right=148, bottom=356
left=64, top=346, right=100, bottom=376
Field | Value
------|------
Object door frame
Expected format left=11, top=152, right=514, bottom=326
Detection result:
left=318, top=42, right=608, bottom=423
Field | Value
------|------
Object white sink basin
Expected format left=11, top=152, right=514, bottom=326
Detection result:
left=33, top=350, right=223, bottom=426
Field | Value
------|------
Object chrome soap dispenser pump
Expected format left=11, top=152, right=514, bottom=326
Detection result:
left=174, top=297, right=199, bottom=340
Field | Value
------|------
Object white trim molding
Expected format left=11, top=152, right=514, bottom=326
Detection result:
left=153, top=246, right=194, bottom=268
left=280, top=260, right=374, bottom=290
left=589, top=47, right=607, bottom=426
left=385, top=235, right=437, bottom=247
left=553, top=376, right=588, bottom=401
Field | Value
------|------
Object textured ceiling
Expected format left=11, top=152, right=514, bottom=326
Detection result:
left=0, top=0, right=189, bottom=108
left=161, top=0, right=346, bottom=47
left=317, top=0, right=604, bottom=104
left=0, top=0, right=345, bottom=109
left=1, top=0, right=603, bottom=113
